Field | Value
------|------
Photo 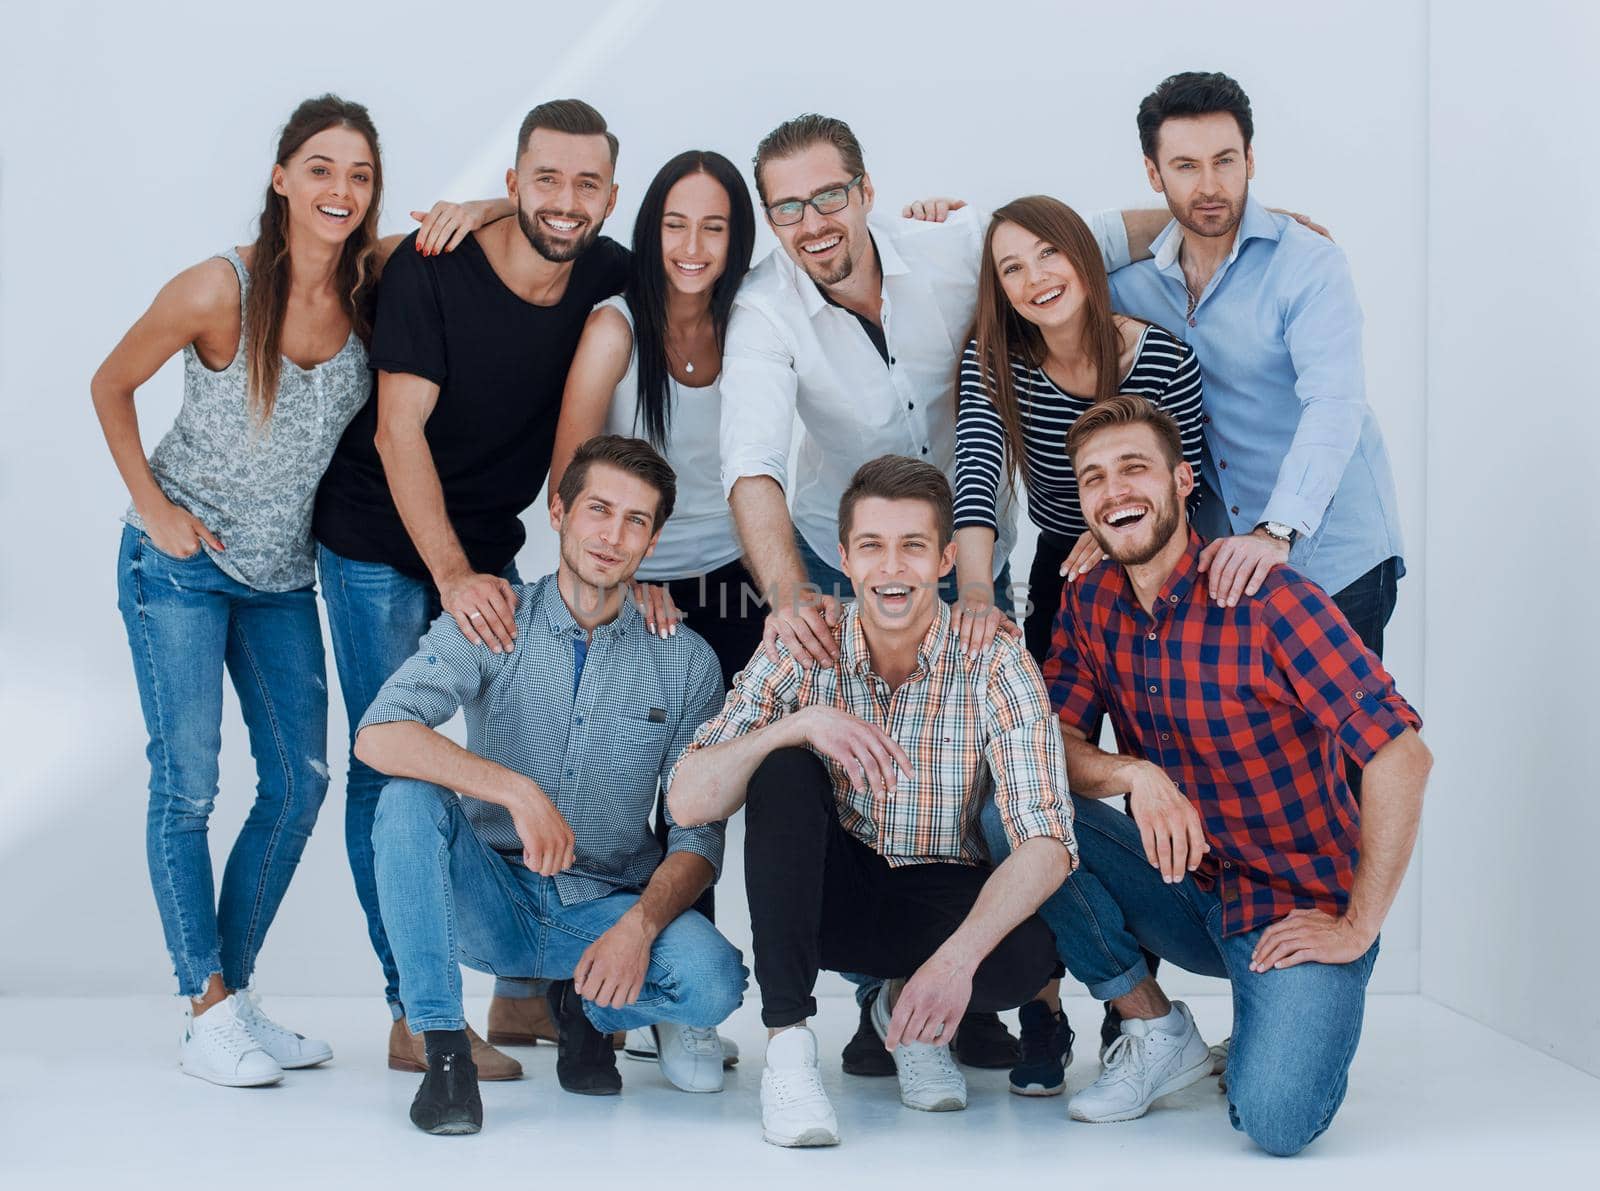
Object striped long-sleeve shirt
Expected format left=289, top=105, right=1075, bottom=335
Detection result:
left=954, top=324, right=1205, bottom=541
left=671, top=600, right=1078, bottom=869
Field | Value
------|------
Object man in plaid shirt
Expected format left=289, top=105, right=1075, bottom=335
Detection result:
left=1021, top=395, right=1430, bottom=1154
left=668, top=456, right=1078, bottom=1148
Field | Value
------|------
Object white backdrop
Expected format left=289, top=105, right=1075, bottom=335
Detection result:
left=2, top=0, right=1444, bottom=1018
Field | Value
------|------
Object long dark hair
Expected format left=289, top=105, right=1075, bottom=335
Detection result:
left=245, top=94, right=383, bottom=421
left=624, top=150, right=755, bottom=448
left=971, top=195, right=1125, bottom=487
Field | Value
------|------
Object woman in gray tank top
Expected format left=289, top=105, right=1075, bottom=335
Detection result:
left=90, top=95, right=508, bottom=1088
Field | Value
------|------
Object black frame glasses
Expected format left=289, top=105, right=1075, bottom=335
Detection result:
left=765, top=175, right=864, bottom=226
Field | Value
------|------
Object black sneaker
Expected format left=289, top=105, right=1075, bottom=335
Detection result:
left=546, top=980, right=622, bottom=1095
left=951, top=1010, right=1020, bottom=1069
left=1008, top=1000, right=1074, bottom=1097
left=840, top=988, right=896, bottom=1077
left=409, top=1050, right=483, bottom=1135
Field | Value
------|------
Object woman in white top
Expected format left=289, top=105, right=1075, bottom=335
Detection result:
left=551, top=150, right=761, bottom=687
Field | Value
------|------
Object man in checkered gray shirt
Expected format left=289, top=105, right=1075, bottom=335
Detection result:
left=668, top=456, right=1077, bottom=1148
left=356, top=436, right=747, bottom=1136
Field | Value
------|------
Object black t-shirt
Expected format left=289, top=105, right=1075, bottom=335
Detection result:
left=313, top=230, right=631, bottom=579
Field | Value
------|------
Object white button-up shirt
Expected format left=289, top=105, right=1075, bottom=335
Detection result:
left=720, top=207, right=1127, bottom=577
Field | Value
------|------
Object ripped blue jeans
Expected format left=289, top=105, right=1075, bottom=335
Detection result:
left=116, top=525, right=330, bottom=996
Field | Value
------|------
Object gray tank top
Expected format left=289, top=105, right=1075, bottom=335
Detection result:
left=124, top=249, right=370, bottom=591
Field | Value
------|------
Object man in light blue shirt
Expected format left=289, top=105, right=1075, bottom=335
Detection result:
left=1104, top=71, right=1405, bottom=658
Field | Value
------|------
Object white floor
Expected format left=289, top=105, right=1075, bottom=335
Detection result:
left=7, top=993, right=1598, bottom=1189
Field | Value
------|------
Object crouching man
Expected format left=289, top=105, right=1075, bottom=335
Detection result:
left=356, top=435, right=747, bottom=1135
left=1016, top=396, right=1430, bottom=1155
left=668, top=456, right=1077, bottom=1147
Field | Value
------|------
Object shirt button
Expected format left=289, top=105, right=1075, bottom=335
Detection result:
left=1231, top=505, right=1241, bottom=515
left=890, top=356, right=897, bottom=366
left=920, top=446, right=929, bottom=455
left=1148, top=684, right=1158, bottom=693
left=1219, top=459, right=1228, bottom=470
left=1160, top=732, right=1170, bottom=741
left=907, top=402, right=914, bottom=410
left=1168, top=594, right=1179, bottom=604
left=1354, top=690, right=1366, bottom=699
left=1202, top=414, right=1211, bottom=424
left=1188, top=317, right=1197, bottom=327
left=1222, top=860, right=1232, bottom=869
left=564, top=768, right=573, bottom=778
left=1147, top=632, right=1156, bottom=640
left=575, top=715, right=584, bottom=724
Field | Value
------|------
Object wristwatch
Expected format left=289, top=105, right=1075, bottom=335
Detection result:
left=1256, top=521, right=1296, bottom=545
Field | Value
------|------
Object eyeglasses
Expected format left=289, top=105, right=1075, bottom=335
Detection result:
left=765, top=175, right=864, bottom=227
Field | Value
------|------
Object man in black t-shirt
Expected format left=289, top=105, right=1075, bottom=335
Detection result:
left=312, top=99, right=631, bottom=1074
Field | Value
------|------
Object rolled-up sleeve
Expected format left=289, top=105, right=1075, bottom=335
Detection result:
left=720, top=301, right=799, bottom=497
left=665, top=643, right=802, bottom=786
left=983, top=642, right=1078, bottom=865
left=357, top=612, right=500, bottom=732
left=1261, top=245, right=1368, bottom=538
left=660, top=640, right=732, bottom=878
left=1090, top=209, right=1132, bottom=275
left=1262, top=576, right=1421, bottom=766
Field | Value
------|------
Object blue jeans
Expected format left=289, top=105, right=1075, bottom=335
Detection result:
left=982, top=795, right=1376, bottom=1157
left=801, top=534, right=1015, bottom=1007
left=116, top=526, right=329, bottom=996
left=316, top=545, right=522, bottom=1013
left=372, top=779, right=748, bottom=1034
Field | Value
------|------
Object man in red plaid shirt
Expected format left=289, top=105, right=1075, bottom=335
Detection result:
left=1018, top=395, right=1431, bottom=1154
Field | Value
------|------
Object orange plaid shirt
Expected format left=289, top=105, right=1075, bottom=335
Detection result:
left=674, top=601, right=1077, bottom=868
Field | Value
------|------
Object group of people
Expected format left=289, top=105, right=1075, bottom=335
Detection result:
left=93, top=70, right=1431, bottom=1157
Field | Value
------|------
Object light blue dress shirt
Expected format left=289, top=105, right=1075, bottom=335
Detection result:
left=1105, top=197, right=1404, bottom=596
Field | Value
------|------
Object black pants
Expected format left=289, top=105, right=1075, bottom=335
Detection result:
left=744, top=747, right=1058, bottom=1028
left=647, top=558, right=766, bottom=922
left=1024, top=530, right=1074, bottom=668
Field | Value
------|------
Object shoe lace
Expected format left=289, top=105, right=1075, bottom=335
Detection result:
left=236, top=989, right=299, bottom=1044
left=1019, top=1011, right=1071, bottom=1063
left=770, top=1065, right=828, bottom=1107
left=1097, top=1032, right=1147, bottom=1087
left=202, top=1004, right=259, bottom=1060
left=897, top=1040, right=962, bottom=1090
left=679, top=1026, right=721, bottom=1056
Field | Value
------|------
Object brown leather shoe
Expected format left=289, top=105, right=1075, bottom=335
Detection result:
left=387, top=1015, right=523, bottom=1081
left=487, top=993, right=625, bottom=1050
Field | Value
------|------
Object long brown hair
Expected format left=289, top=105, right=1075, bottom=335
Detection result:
left=244, top=95, right=383, bottom=421
left=970, top=195, right=1122, bottom=487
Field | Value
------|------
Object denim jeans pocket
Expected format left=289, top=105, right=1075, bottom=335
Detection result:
left=141, top=534, right=208, bottom=564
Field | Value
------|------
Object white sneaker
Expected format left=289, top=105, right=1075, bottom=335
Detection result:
left=1068, top=1001, right=1213, bottom=1123
left=624, top=1025, right=739, bottom=1068
left=1211, top=1035, right=1231, bottom=1093
left=760, top=1027, right=839, bottom=1147
left=180, top=995, right=284, bottom=1087
left=653, top=1023, right=725, bottom=1093
left=235, top=987, right=333, bottom=1069
left=870, top=981, right=967, bottom=1112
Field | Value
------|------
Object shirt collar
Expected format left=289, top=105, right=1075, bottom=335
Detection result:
left=1153, top=195, right=1281, bottom=275
left=538, top=572, right=640, bottom=640
left=1112, top=529, right=1206, bottom=621
left=840, top=597, right=952, bottom=678
left=800, top=219, right=905, bottom=319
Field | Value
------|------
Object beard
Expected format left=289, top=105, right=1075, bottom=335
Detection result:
left=795, top=227, right=854, bottom=287
left=1171, top=182, right=1247, bottom=240
left=1090, top=481, right=1184, bottom=567
left=558, top=531, right=632, bottom=609
left=517, top=203, right=602, bottom=263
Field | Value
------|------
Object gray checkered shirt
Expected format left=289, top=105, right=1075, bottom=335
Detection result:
left=359, top=573, right=727, bottom=904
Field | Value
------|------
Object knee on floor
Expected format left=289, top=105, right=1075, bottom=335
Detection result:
left=1229, top=1090, right=1327, bottom=1158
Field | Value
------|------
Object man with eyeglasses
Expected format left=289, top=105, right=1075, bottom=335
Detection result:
left=718, top=112, right=1170, bottom=1079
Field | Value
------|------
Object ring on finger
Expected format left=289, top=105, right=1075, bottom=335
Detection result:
left=469, top=611, right=485, bottom=621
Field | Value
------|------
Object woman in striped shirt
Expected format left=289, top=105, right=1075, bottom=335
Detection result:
left=954, top=196, right=1204, bottom=664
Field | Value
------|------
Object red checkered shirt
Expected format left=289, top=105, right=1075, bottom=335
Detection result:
left=1045, top=531, right=1421, bottom=936
left=675, top=600, right=1078, bottom=868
